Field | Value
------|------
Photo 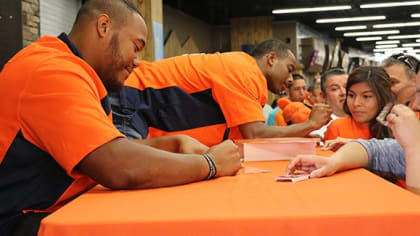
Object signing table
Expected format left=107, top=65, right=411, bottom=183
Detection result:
left=38, top=160, right=420, bottom=236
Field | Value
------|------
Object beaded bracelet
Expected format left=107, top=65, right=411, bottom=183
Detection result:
left=202, top=153, right=217, bottom=180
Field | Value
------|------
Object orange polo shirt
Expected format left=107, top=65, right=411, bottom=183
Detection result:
left=324, top=117, right=371, bottom=141
left=0, top=35, right=123, bottom=225
left=122, top=52, right=267, bottom=146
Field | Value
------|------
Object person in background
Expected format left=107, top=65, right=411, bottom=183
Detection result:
left=266, top=76, right=292, bottom=126
left=113, top=39, right=332, bottom=146
left=321, top=68, right=348, bottom=118
left=382, top=53, right=419, bottom=115
left=285, top=70, right=420, bottom=195
left=0, top=1, right=241, bottom=235
left=323, top=67, right=393, bottom=150
left=263, top=103, right=273, bottom=124
left=309, top=68, right=348, bottom=139
left=308, top=84, right=325, bottom=105
left=288, top=73, right=311, bottom=106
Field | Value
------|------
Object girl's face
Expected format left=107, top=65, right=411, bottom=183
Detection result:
left=347, top=82, right=379, bottom=126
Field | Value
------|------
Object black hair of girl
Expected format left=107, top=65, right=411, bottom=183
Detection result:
left=343, top=66, right=393, bottom=139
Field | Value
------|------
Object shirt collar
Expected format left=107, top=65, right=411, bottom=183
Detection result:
left=58, top=32, right=83, bottom=59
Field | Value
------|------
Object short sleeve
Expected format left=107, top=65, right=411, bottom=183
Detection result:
left=210, top=56, right=267, bottom=127
left=19, top=57, right=124, bottom=176
left=354, top=138, right=405, bottom=180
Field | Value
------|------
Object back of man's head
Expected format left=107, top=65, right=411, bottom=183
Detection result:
left=74, top=0, right=142, bottom=30
left=250, top=39, right=290, bottom=59
left=381, top=54, right=419, bottom=79
left=320, top=68, right=346, bottom=94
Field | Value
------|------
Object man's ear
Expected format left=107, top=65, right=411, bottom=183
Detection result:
left=96, top=14, right=112, bottom=38
left=266, top=52, right=277, bottom=67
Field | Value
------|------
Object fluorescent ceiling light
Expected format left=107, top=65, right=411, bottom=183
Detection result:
left=402, top=43, right=420, bottom=47
left=344, top=30, right=400, bottom=37
left=412, top=49, right=420, bottom=52
left=317, top=16, right=386, bottom=23
left=373, top=21, right=420, bottom=28
left=417, top=39, right=420, bottom=42
left=376, top=44, right=398, bottom=48
left=272, top=5, right=351, bottom=14
left=356, top=37, right=382, bottom=41
left=412, top=13, right=420, bottom=18
left=335, top=25, right=367, bottom=31
left=376, top=40, right=400, bottom=44
left=388, top=34, right=420, bottom=39
left=373, top=47, right=413, bottom=52
left=361, top=1, right=420, bottom=8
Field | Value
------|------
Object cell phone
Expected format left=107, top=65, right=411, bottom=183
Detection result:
left=275, top=174, right=310, bottom=183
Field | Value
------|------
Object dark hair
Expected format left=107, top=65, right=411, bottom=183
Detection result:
left=381, top=53, right=420, bottom=78
left=288, top=73, right=305, bottom=89
left=292, top=73, right=304, bottom=80
left=75, top=0, right=143, bottom=28
left=343, top=66, right=393, bottom=139
left=320, top=67, right=346, bottom=94
left=250, top=39, right=290, bottom=59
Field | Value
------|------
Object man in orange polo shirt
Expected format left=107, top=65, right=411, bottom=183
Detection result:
left=113, top=40, right=332, bottom=146
left=0, top=1, right=241, bottom=235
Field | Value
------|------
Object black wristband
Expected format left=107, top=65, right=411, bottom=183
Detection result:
left=202, top=153, right=217, bottom=180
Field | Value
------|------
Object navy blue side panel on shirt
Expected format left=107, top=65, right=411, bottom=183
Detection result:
left=118, top=86, right=227, bottom=136
left=0, top=132, right=73, bottom=225
left=101, top=96, right=111, bottom=115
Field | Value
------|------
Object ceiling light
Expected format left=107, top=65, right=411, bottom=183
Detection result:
left=373, top=21, right=420, bottom=28
left=376, top=44, right=399, bottom=48
left=335, top=25, right=367, bottom=31
left=361, top=1, right=420, bottom=8
left=344, top=30, right=400, bottom=37
left=417, top=39, right=420, bottom=42
left=388, top=34, right=420, bottom=39
left=272, top=5, right=351, bottom=14
left=376, top=40, right=400, bottom=44
left=412, top=49, right=420, bottom=52
left=316, top=16, right=386, bottom=23
left=373, top=47, right=413, bottom=52
left=402, top=43, right=420, bottom=47
left=356, top=37, right=382, bottom=41
left=412, top=13, right=420, bottom=18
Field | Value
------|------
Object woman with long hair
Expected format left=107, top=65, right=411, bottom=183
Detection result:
left=323, top=66, right=393, bottom=151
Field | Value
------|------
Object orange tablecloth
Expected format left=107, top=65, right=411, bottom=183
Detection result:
left=38, top=157, right=420, bottom=236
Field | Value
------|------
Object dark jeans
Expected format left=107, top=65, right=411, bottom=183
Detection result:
left=109, top=94, right=143, bottom=139
left=0, top=212, right=50, bottom=236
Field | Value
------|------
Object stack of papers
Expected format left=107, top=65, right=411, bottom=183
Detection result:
left=234, top=137, right=320, bottom=162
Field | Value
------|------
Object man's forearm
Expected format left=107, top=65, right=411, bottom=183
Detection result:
left=239, top=120, right=317, bottom=139
left=78, top=138, right=209, bottom=189
left=132, top=136, right=179, bottom=153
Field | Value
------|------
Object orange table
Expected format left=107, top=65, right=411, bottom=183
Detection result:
left=38, top=160, right=420, bottom=236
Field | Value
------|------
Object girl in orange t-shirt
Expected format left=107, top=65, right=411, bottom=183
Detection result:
left=324, top=67, right=393, bottom=151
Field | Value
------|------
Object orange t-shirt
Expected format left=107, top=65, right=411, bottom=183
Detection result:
left=324, top=117, right=372, bottom=141
left=282, top=102, right=311, bottom=124
left=123, top=52, right=267, bottom=146
left=0, top=35, right=123, bottom=220
left=274, top=109, right=287, bottom=126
